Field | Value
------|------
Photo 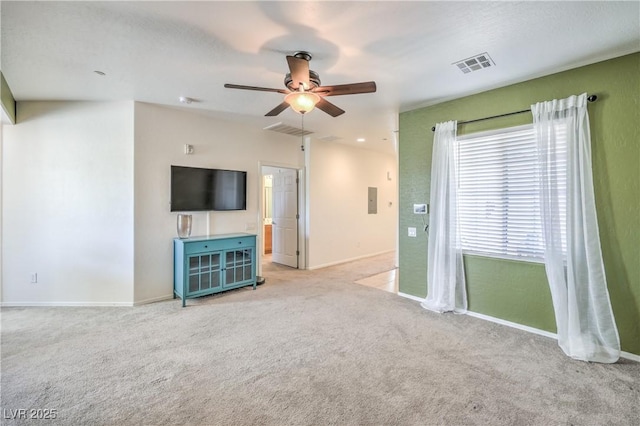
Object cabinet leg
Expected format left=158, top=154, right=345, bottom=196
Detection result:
left=182, top=295, right=186, bottom=307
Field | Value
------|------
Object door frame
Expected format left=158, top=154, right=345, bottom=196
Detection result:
left=257, top=162, right=306, bottom=276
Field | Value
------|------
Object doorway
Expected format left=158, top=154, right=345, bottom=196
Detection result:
left=260, top=165, right=303, bottom=271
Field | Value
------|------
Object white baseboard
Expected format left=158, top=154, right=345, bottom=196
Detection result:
left=465, top=310, right=558, bottom=340
left=1, top=294, right=175, bottom=308
left=133, top=294, right=174, bottom=306
left=308, top=250, right=395, bottom=270
left=1, top=301, right=133, bottom=307
left=397, top=291, right=425, bottom=303
left=621, top=351, right=640, bottom=363
left=396, top=292, right=639, bottom=363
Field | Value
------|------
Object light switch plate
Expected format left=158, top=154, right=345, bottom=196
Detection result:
left=413, top=203, right=427, bottom=214
left=408, top=227, right=417, bottom=237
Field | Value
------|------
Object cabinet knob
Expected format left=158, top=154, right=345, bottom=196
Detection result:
left=204, top=245, right=208, bottom=248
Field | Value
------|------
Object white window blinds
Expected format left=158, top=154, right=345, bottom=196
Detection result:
left=455, top=124, right=567, bottom=261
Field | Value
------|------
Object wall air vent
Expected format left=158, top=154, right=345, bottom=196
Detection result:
left=453, top=52, right=495, bottom=74
left=263, top=122, right=314, bottom=137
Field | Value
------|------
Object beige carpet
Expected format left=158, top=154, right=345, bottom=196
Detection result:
left=1, top=252, right=639, bottom=425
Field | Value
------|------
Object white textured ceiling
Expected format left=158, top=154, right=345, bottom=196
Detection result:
left=2, top=1, right=639, bottom=154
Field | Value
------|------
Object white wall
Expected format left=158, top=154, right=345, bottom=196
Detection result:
left=1, top=100, right=399, bottom=306
left=1, top=121, right=4, bottom=302
left=2, top=102, right=135, bottom=305
left=307, top=139, right=397, bottom=269
left=133, top=103, right=303, bottom=304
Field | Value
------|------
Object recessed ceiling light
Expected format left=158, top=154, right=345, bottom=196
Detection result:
left=357, top=138, right=365, bottom=142
left=93, top=70, right=106, bottom=76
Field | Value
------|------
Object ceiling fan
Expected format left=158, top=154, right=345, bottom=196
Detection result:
left=224, top=51, right=376, bottom=117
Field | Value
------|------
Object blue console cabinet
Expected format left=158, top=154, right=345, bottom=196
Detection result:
left=173, top=233, right=257, bottom=307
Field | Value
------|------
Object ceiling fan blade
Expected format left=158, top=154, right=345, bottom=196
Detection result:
left=265, top=102, right=290, bottom=117
left=286, top=55, right=310, bottom=90
left=313, top=81, right=377, bottom=97
left=316, top=98, right=345, bottom=117
left=224, top=83, right=288, bottom=94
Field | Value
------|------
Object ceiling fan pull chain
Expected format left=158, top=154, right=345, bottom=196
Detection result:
left=300, top=114, right=305, bottom=152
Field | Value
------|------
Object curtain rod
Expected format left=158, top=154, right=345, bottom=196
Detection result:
left=430, top=94, right=598, bottom=132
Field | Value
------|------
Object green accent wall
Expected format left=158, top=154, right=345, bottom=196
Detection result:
left=399, top=53, right=640, bottom=356
left=1, top=71, right=17, bottom=124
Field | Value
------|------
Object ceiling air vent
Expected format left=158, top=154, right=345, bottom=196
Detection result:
left=453, top=52, right=495, bottom=74
left=263, top=122, right=314, bottom=137
left=317, top=135, right=342, bottom=142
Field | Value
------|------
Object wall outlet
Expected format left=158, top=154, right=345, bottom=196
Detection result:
left=30, top=273, right=38, bottom=283
left=245, top=222, right=256, bottom=231
left=408, top=227, right=417, bottom=237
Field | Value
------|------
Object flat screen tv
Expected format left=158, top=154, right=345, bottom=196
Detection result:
left=171, top=165, right=247, bottom=212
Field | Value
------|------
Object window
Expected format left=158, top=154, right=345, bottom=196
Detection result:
left=455, top=124, right=567, bottom=261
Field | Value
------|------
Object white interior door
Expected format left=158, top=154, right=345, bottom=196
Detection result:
left=272, top=168, right=298, bottom=268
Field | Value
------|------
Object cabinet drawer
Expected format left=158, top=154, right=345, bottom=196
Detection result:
left=184, top=240, right=219, bottom=254
left=183, top=236, right=255, bottom=254
left=227, top=236, right=255, bottom=249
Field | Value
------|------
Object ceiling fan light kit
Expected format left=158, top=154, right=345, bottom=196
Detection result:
left=224, top=51, right=376, bottom=117
left=285, top=89, right=320, bottom=114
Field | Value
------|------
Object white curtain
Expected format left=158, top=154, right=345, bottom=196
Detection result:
left=421, top=121, right=467, bottom=314
left=532, top=93, right=620, bottom=363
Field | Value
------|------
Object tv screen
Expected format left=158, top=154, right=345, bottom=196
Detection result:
left=171, top=166, right=247, bottom=212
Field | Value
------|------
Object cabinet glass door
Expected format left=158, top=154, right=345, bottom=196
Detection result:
left=188, top=252, right=222, bottom=294
left=224, top=248, right=253, bottom=286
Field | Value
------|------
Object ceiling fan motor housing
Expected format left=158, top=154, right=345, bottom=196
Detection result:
left=285, top=70, right=321, bottom=91
left=293, top=51, right=312, bottom=61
